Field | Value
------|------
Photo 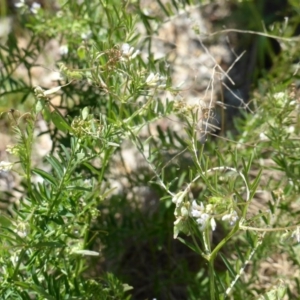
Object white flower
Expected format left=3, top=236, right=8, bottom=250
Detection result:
left=274, top=92, right=285, bottom=100
left=121, top=43, right=140, bottom=60
left=81, top=31, right=92, bottom=40
left=191, top=209, right=203, bottom=218
left=145, top=72, right=166, bottom=88
left=0, top=161, right=13, bottom=171
left=172, top=190, right=187, bottom=206
left=145, top=73, right=156, bottom=84
left=190, top=200, right=205, bottom=217
left=273, top=91, right=290, bottom=107
left=210, top=218, right=216, bottom=231
left=30, top=2, right=41, bottom=14
left=15, top=0, right=25, bottom=8
left=190, top=200, right=213, bottom=231
left=259, top=132, right=269, bottom=141
left=195, top=213, right=210, bottom=231
left=292, top=227, right=300, bottom=243
left=222, top=210, right=239, bottom=226
left=59, top=45, right=69, bottom=56
left=16, top=230, right=27, bottom=238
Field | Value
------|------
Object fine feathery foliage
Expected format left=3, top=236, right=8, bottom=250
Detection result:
left=1, top=0, right=300, bottom=299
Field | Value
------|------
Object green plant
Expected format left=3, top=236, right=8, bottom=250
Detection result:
left=1, top=0, right=300, bottom=299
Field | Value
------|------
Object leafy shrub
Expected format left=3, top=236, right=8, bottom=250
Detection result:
left=1, top=0, right=300, bottom=299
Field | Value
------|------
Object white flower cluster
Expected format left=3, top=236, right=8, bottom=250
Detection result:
left=0, top=161, right=13, bottom=172
left=59, top=45, right=69, bottom=56
left=190, top=200, right=216, bottom=231
left=172, top=190, right=240, bottom=239
left=221, top=210, right=239, bottom=226
left=190, top=201, right=240, bottom=232
left=145, top=72, right=166, bottom=89
left=119, top=43, right=166, bottom=89
left=15, top=0, right=41, bottom=14
left=120, top=43, right=140, bottom=60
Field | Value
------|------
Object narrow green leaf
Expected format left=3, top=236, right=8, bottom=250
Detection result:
left=245, top=230, right=255, bottom=248
left=65, top=185, right=91, bottom=191
left=234, top=244, right=246, bottom=265
left=219, top=253, right=236, bottom=278
left=177, top=237, right=201, bottom=255
left=33, top=241, right=65, bottom=248
left=29, top=284, right=56, bottom=300
left=59, top=145, right=72, bottom=164
left=32, top=168, right=57, bottom=186
left=250, top=169, right=262, bottom=199
left=50, top=110, right=72, bottom=132
left=45, top=156, right=64, bottom=177
left=157, top=0, right=171, bottom=17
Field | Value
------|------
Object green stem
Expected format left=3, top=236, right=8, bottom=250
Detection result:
left=98, top=148, right=113, bottom=183
left=209, top=258, right=216, bottom=300
left=203, top=226, right=217, bottom=299
left=210, top=223, right=239, bottom=262
left=12, top=110, right=35, bottom=199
